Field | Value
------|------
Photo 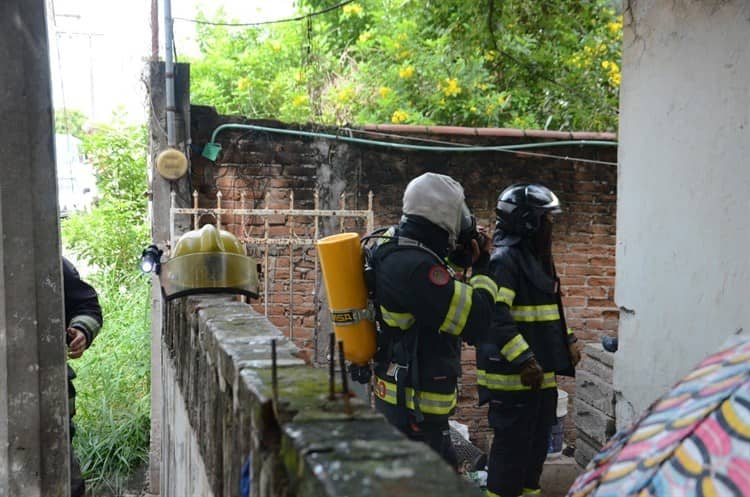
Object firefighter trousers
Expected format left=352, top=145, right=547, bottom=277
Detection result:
left=486, top=388, right=557, bottom=497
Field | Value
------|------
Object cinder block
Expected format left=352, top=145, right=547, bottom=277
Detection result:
left=582, top=343, right=614, bottom=367
left=579, top=351, right=613, bottom=384
left=576, top=369, right=615, bottom=417
left=573, top=398, right=615, bottom=446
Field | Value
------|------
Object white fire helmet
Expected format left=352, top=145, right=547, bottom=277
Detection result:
left=402, top=172, right=467, bottom=248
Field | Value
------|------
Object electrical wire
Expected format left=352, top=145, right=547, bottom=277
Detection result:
left=173, top=0, right=354, bottom=27
left=49, top=0, right=73, bottom=137
left=343, top=128, right=618, bottom=166
left=208, top=123, right=617, bottom=166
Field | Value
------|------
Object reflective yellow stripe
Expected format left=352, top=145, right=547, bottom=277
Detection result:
left=567, top=327, right=574, bottom=335
left=439, top=282, right=472, bottom=336
left=500, top=334, right=530, bottom=362
left=496, top=286, right=516, bottom=306
left=380, top=306, right=415, bottom=330
left=477, top=370, right=556, bottom=391
left=374, top=378, right=457, bottom=415
left=511, top=304, right=560, bottom=322
left=485, top=489, right=502, bottom=497
left=470, top=274, right=498, bottom=298
left=522, top=489, right=542, bottom=496
left=69, top=315, right=102, bottom=340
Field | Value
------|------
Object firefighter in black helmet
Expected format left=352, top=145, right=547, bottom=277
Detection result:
left=359, top=172, right=497, bottom=469
left=479, top=184, right=581, bottom=497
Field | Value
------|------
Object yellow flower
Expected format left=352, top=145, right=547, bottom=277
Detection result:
left=607, top=62, right=621, bottom=87
left=484, top=50, right=496, bottom=62
left=397, top=50, right=412, bottom=60
left=269, top=40, right=282, bottom=52
left=485, top=105, right=495, bottom=116
left=337, top=87, right=356, bottom=104
left=294, top=71, right=304, bottom=83
left=440, top=78, right=461, bottom=97
left=607, top=20, right=623, bottom=34
left=358, top=31, right=372, bottom=43
left=237, top=77, right=251, bottom=91
left=292, top=95, right=308, bottom=107
left=477, top=83, right=489, bottom=91
left=391, top=110, right=408, bottom=124
left=399, top=66, right=414, bottom=79
left=342, top=3, right=363, bottom=16
left=602, top=60, right=611, bottom=69
left=497, top=94, right=507, bottom=106
left=378, top=86, right=392, bottom=98
left=470, top=106, right=477, bottom=113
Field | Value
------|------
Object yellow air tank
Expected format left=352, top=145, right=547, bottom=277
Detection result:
left=316, top=232, right=377, bottom=366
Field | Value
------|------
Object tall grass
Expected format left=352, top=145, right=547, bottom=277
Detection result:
left=70, top=271, right=151, bottom=494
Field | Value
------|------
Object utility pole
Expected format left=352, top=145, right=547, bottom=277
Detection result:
left=151, top=0, right=159, bottom=61
left=54, top=30, right=104, bottom=119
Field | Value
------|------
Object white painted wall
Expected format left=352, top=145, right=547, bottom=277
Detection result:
left=615, top=0, right=750, bottom=427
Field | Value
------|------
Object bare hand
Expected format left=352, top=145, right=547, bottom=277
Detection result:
left=469, top=226, right=492, bottom=265
left=67, top=327, right=87, bottom=359
left=569, top=341, right=582, bottom=367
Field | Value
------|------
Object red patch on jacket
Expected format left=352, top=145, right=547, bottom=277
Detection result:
left=428, top=265, right=451, bottom=286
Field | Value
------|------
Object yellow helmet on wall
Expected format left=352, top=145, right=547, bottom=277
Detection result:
left=160, top=224, right=259, bottom=300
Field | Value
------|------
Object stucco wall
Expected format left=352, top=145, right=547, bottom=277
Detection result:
left=615, top=0, right=750, bottom=427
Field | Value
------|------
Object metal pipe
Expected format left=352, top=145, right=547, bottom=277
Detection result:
left=163, top=0, right=176, bottom=147
left=208, top=123, right=618, bottom=155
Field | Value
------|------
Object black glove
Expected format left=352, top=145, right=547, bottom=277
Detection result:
left=349, top=363, right=372, bottom=384
left=472, top=251, right=490, bottom=276
left=519, top=357, right=544, bottom=390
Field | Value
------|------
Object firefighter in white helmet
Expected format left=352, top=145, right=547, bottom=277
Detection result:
left=356, top=172, right=497, bottom=468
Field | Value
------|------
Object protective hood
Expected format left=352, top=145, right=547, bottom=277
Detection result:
left=402, top=172, right=465, bottom=247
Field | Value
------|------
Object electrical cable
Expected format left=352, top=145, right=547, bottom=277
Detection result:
left=207, top=124, right=617, bottom=167
left=342, top=128, right=617, bottom=166
left=173, top=0, right=354, bottom=27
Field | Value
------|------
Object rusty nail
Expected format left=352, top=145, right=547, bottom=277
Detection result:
left=271, top=339, right=279, bottom=412
left=328, top=333, right=336, bottom=400
left=338, top=341, right=352, bottom=416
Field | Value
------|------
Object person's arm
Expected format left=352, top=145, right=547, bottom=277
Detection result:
left=63, top=258, right=103, bottom=356
left=488, top=251, right=545, bottom=387
left=398, top=257, right=495, bottom=346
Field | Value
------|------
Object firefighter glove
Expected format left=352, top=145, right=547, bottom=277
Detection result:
left=520, top=357, right=544, bottom=389
left=349, top=363, right=372, bottom=385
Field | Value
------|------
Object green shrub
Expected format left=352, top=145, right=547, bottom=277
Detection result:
left=62, top=114, right=151, bottom=493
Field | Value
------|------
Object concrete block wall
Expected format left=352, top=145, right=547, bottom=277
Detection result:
left=574, top=343, right=616, bottom=467
left=189, top=107, right=619, bottom=452
left=160, top=294, right=484, bottom=497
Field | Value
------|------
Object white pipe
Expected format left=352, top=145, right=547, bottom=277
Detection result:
left=163, top=0, right=176, bottom=147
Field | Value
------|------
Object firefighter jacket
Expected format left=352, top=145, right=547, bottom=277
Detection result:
left=477, top=236, right=576, bottom=404
left=371, top=217, right=497, bottom=421
left=63, top=257, right=103, bottom=347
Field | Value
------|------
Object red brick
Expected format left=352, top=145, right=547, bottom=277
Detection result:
left=562, top=296, right=586, bottom=307
left=588, top=298, right=616, bottom=308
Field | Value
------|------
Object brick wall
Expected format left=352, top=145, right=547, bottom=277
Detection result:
left=189, top=106, right=619, bottom=452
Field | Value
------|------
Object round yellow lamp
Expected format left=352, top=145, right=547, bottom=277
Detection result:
left=156, top=148, right=188, bottom=180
